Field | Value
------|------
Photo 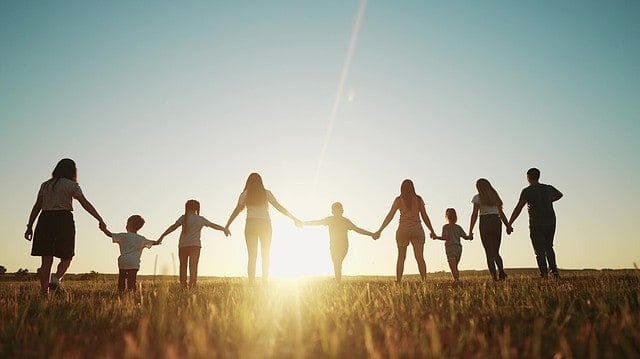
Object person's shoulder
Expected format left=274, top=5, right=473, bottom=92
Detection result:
left=472, top=193, right=480, bottom=202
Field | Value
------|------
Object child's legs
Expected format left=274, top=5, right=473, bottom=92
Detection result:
left=188, top=247, right=201, bottom=287
left=127, top=269, right=138, bottom=292
left=330, top=245, right=348, bottom=280
left=39, top=256, right=54, bottom=294
left=447, top=256, right=460, bottom=280
left=117, top=269, right=127, bottom=293
left=178, top=247, right=190, bottom=287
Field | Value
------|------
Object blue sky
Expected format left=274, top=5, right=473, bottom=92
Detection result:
left=1, top=1, right=638, bottom=277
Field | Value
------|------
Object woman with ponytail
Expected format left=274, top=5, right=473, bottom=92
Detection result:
left=25, top=158, right=107, bottom=295
left=374, top=179, right=437, bottom=283
left=158, top=200, right=228, bottom=288
left=225, top=173, right=301, bottom=284
left=468, top=178, right=513, bottom=281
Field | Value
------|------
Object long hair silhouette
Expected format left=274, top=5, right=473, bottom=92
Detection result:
left=244, top=173, right=267, bottom=206
left=400, top=179, right=417, bottom=210
left=476, top=178, right=503, bottom=207
left=46, top=158, right=77, bottom=190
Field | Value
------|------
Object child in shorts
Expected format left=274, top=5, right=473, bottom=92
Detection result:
left=302, top=202, right=375, bottom=281
left=433, top=208, right=473, bottom=282
left=100, top=215, right=159, bottom=293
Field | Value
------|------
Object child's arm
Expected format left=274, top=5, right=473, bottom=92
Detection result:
left=157, top=222, right=181, bottom=244
left=347, top=219, right=376, bottom=238
left=100, top=226, right=113, bottom=238
left=303, top=219, right=328, bottom=226
left=204, top=218, right=230, bottom=236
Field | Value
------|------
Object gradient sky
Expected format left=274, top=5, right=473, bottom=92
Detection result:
left=1, top=1, right=638, bottom=277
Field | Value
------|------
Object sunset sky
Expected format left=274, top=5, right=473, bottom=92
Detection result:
left=1, top=1, right=638, bottom=278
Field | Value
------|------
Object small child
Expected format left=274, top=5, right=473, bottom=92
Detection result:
left=303, top=202, right=375, bottom=281
left=433, top=208, right=473, bottom=282
left=100, top=215, right=158, bottom=294
left=158, top=200, right=229, bottom=288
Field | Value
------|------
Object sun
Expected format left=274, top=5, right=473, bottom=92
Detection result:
left=268, top=222, right=333, bottom=279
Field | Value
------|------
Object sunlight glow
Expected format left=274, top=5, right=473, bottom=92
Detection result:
left=313, top=0, right=367, bottom=191
left=269, top=223, right=334, bottom=278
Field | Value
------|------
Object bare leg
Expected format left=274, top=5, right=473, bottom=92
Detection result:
left=448, top=257, right=460, bottom=281
left=178, top=248, right=189, bottom=288
left=54, top=259, right=72, bottom=281
left=412, top=243, right=427, bottom=281
left=396, top=246, right=408, bottom=283
left=188, top=248, right=201, bottom=288
left=39, top=256, right=54, bottom=295
left=331, top=246, right=347, bottom=281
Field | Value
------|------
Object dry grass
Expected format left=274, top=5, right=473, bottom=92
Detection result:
left=1, top=271, right=639, bottom=358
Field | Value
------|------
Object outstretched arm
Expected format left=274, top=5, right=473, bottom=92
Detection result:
left=419, top=204, right=436, bottom=238
left=375, top=200, right=398, bottom=237
left=204, top=218, right=230, bottom=236
left=508, top=200, right=526, bottom=227
left=269, top=195, right=301, bottom=225
left=158, top=222, right=181, bottom=243
left=224, top=204, right=245, bottom=232
left=77, top=195, right=106, bottom=229
left=100, top=227, right=113, bottom=238
left=303, top=219, right=328, bottom=226
left=25, top=194, right=43, bottom=241
left=351, top=224, right=375, bottom=238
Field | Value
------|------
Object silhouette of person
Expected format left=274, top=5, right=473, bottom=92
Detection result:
left=100, top=215, right=159, bottom=294
left=24, top=158, right=107, bottom=295
left=158, top=199, right=228, bottom=288
left=508, top=168, right=563, bottom=278
left=468, top=178, right=512, bottom=281
left=225, top=173, right=301, bottom=284
left=302, top=202, right=375, bottom=281
left=433, top=208, right=473, bottom=282
left=374, top=179, right=437, bottom=283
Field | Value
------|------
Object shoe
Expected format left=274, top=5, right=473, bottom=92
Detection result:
left=48, top=277, right=60, bottom=291
left=552, top=271, right=560, bottom=279
left=498, top=272, right=508, bottom=281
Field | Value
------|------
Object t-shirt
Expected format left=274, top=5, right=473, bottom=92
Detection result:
left=395, top=196, right=424, bottom=229
left=174, top=214, right=213, bottom=247
left=315, top=215, right=358, bottom=247
left=441, top=224, right=467, bottom=247
left=237, top=190, right=277, bottom=220
left=112, top=232, right=155, bottom=270
left=519, top=183, right=562, bottom=226
left=472, top=194, right=499, bottom=215
left=38, top=178, right=84, bottom=211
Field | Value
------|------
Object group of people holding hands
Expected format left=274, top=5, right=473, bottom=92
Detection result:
left=25, top=158, right=562, bottom=295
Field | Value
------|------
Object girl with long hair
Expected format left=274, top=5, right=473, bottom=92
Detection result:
left=158, top=199, right=228, bottom=288
left=224, top=173, right=300, bottom=283
left=374, top=179, right=437, bottom=283
left=468, top=178, right=513, bottom=281
left=25, top=158, right=106, bottom=295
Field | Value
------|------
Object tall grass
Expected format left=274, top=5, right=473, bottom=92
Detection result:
left=1, top=272, right=638, bottom=358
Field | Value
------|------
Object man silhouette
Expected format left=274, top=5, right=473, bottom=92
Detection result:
left=508, top=168, right=563, bottom=278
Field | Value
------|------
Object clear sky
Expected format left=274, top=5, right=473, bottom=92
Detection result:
left=1, top=1, right=638, bottom=277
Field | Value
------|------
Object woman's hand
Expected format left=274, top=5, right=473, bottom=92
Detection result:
left=24, top=227, right=33, bottom=241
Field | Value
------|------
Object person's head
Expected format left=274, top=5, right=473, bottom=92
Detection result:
left=331, top=202, right=344, bottom=216
left=244, top=172, right=267, bottom=206
left=185, top=199, right=200, bottom=214
left=52, top=158, right=77, bottom=181
left=445, top=208, right=457, bottom=224
left=126, top=215, right=145, bottom=233
left=400, top=179, right=417, bottom=209
left=182, top=199, right=200, bottom=233
left=475, top=178, right=503, bottom=207
left=527, top=168, right=541, bottom=184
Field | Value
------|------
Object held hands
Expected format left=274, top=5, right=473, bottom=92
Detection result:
left=506, top=225, right=514, bottom=235
left=293, top=218, right=303, bottom=228
left=429, top=232, right=437, bottom=240
left=223, top=227, right=231, bottom=237
left=372, top=231, right=381, bottom=240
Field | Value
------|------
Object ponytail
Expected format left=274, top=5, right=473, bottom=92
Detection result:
left=181, top=200, right=200, bottom=234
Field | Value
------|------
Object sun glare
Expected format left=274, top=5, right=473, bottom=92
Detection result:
left=269, top=223, right=333, bottom=279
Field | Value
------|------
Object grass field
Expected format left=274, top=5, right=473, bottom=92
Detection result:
left=1, top=270, right=639, bottom=358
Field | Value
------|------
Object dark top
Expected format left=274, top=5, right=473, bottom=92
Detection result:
left=519, top=183, right=562, bottom=226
